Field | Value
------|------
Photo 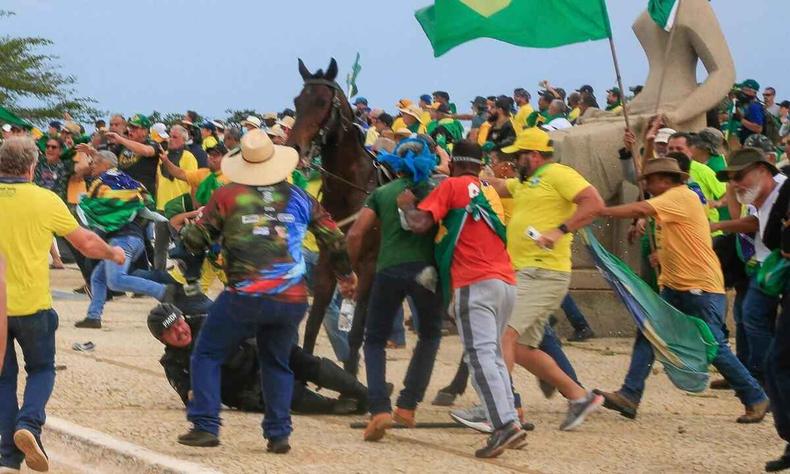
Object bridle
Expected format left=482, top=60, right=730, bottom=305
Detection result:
left=300, top=78, right=371, bottom=195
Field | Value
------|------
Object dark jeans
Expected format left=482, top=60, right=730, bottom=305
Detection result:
left=153, top=221, right=172, bottom=272
left=620, top=288, right=765, bottom=406
left=187, top=291, right=307, bottom=441
left=560, top=294, right=591, bottom=332
left=742, top=276, right=780, bottom=381
left=765, top=290, right=790, bottom=444
left=0, top=310, right=58, bottom=469
left=363, top=262, right=442, bottom=415
left=733, top=281, right=749, bottom=366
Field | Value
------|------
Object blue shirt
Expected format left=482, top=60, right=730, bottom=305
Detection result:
left=739, top=101, right=765, bottom=143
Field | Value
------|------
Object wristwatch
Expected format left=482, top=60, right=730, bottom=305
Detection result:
left=558, top=223, right=571, bottom=234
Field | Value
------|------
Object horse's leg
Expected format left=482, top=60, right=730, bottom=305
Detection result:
left=303, top=256, right=336, bottom=355
left=344, top=252, right=377, bottom=376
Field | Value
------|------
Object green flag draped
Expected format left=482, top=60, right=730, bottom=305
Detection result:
left=435, top=188, right=507, bottom=306
left=415, top=0, right=612, bottom=57
left=648, top=0, right=679, bottom=31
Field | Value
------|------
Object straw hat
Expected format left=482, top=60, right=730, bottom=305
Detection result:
left=265, top=124, right=287, bottom=140
left=638, top=157, right=689, bottom=181
left=241, top=115, right=262, bottom=129
left=277, top=116, right=295, bottom=130
left=221, top=129, right=298, bottom=186
left=398, top=105, right=425, bottom=123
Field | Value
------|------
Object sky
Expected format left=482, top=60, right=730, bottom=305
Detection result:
left=3, top=0, right=788, bottom=122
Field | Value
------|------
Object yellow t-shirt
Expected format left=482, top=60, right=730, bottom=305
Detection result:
left=505, top=163, right=591, bottom=272
left=183, top=169, right=230, bottom=191
left=513, top=104, right=535, bottom=134
left=477, top=122, right=491, bottom=145
left=420, top=111, right=432, bottom=129
left=66, top=152, right=87, bottom=205
left=481, top=181, right=505, bottom=222
left=0, top=182, right=79, bottom=316
left=392, top=117, right=406, bottom=133
left=568, top=107, right=581, bottom=123
left=202, top=136, right=218, bottom=151
left=302, top=178, right=323, bottom=253
left=647, top=185, right=725, bottom=294
left=156, top=150, right=198, bottom=210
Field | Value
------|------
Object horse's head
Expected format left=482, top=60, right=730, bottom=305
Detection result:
left=288, top=58, right=351, bottom=164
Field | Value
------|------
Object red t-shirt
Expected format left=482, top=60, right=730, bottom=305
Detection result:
left=418, top=175, right=516, bottom=289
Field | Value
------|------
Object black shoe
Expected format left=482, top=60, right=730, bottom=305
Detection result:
left=567, top=327, right=595, bottom=342
left=13, top=429, right=48, bottom=472
left=177, top=429, right=219, bottom=447
left=162, top=284, right=179, bottom=304
left=73, top=285, right=89, bottom=294
left=267, top=437, right=290, bottom=454
left=74, top=318, right=101, bottom=329
left=475, top=421, right=526, bottom=459
left=766, top=456, right=790, bottom=472
left=331, top=398, right=359, bottom=415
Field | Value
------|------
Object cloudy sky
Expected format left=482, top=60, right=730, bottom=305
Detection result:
left=4, top=0, right=787, bottom=120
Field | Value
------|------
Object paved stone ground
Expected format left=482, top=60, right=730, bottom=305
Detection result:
left=8, top=266, right=783, bottom=473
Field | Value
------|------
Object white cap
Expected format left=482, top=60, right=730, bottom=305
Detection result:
left=241, top=115, right=262, bottom=129
left=1, top=124, right=12, bottom=133
left=655, top=128, right=677, bottom=144
left=150, top=122, right=169, bottom=140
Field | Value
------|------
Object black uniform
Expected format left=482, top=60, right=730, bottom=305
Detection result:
left=160, top=315, right=368, bottom=414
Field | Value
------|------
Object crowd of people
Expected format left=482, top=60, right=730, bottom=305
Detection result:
left=0, top=76, right=788, bottom=470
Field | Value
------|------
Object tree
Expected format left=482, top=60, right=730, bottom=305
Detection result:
left=225, top=109, right=262, bottom=127
left=148, top=111, right=186, bottom=128
left=0, top=11, right=100, bottom=124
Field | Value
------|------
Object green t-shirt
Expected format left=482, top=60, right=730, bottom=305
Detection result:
left=365, top=178, right=436, bottom=271
left=705, top=154, right=731, bottom=221
left=689, top=160, right=726, bottom=233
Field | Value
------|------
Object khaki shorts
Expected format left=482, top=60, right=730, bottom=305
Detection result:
left=509, top=267, right=571, bottom=347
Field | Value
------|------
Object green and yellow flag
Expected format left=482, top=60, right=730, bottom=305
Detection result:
left=415, top=0, right=612, bottom=57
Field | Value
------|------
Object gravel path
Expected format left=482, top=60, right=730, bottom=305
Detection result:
left=15, top=267, right=781, bottom=473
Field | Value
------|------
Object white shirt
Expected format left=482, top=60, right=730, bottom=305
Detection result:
left=544, top=117, right=573, bottom=131
left=749, top=173, right=787, bottom=262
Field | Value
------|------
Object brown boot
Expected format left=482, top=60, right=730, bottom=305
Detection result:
left=393, top=407, right=416, bottom=428
left=709, top=378, right=731, bottom=390
left=737, top=399, right=769, bottom=424
left=594, top=389, right=638, bottom=419
left=363, top=413, right=393, bottom=442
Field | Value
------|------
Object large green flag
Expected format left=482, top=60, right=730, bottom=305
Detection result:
left=345, top=52, right=362, bottom=99
left=648, top=0, right=680, bottom=31
left=415, top=0, right=612, bottom=57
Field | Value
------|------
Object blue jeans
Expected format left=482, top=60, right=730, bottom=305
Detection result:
left=87, top=235, right=166, bottom=320
left=621, top=288, right=766, bottom=406
left=0, top=310, right=58, bottom=469
left=560, top=294, right=591, bottom=332
left=188, top=291, right=307, bottom=440
left=304, top=249, right=348, bottom=362
left=541, top=325, right=580, bottom=384
left=364, top=262, right=442, bottom=414
left=742, top=276, right=780, bottom=381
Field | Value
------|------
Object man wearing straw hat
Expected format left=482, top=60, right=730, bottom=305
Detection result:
left=595, top=157, right=768, bottom=423
left=176, top=129, right=357, bottom=453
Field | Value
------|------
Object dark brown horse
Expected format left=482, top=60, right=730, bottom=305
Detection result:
left=287, top=58, right=380, bottom=375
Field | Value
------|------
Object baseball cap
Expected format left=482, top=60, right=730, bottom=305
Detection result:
left=577, top=85, right=594, bottom=95
left=1, top=124, right=11, bottom=133
left=537, top=90, right=555, bottom=101
left=716, top=147, right=779, bottom=182
left=419, top=94, right=433, bottom=105
left=655, top=128, right=677, bottom=144
left=471, top=96, right=487, bottom=108
left=128, top=114, right=151, bottom=129
left=738, top=79, right=760, bottom=92
left=200, top=121, right=216, bottom=132
left=743, top=134, right=777, bottom=154
left=48, top=121, right=63, bottom=131
left=607, top=87, right=622, bottom=97
left=150, top=122, right=169, bottom=142
left=501, top=128, right=554, bottom=154
left=352, top=97, right=368, bottom=106
left=147, top=303, right=183, bottom=341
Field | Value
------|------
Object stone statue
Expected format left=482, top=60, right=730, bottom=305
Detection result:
left=551, top=0, right=735, bottom=201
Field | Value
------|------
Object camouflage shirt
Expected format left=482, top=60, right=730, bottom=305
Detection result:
left=182, top=181, right=351, bottom=303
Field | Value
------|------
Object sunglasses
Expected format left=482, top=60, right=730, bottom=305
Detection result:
left=46, top=144, right=60, bottom=149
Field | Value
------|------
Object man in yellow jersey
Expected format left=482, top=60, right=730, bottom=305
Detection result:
left=596, top=158, right=768, bottom=423
left=490, top=128, right=605, bottom=431
left=0, top=137, right=125, bottom=472
left=512, top=88, right=534, bottom=134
